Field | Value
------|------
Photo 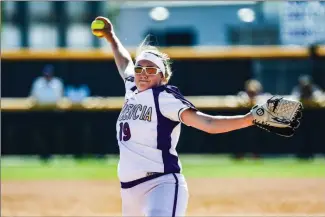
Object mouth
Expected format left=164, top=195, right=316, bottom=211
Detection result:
left=139, top=80, right=149, bottom=84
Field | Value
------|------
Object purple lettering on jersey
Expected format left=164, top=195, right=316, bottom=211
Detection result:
left=124, top=104, right=133, bottom=120
left=126, top=104, right=134, bottom=119
left=127, top=104, right=137, bottom=120
left=139, top=105, right=147, bottom=120
left=153, top=87, right=181, bottom=173
left=119, top=104, right=130, bottom=121
left=143, top=107, right=152, bottom=122
left=132, top=104, right=142, bottom=120
left=118, top=103, right=152, bottom=122
left=118, top=104, right=127, bottom=121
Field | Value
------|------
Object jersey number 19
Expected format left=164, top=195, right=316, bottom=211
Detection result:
left=119, top=122, right=131, bottom=141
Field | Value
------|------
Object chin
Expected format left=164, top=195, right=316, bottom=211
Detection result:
left=137, top=84, right=149, bottom=92
left=136, top=82, right=152, bottom=91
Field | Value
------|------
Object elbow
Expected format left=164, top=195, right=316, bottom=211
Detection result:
left=204, top=126, right=230, bottom=134
left=203, top=127, right=219, bottom=134
left=200, top=121, right=221, bottom=134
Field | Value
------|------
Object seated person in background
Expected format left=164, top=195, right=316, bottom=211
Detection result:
left=234, top=79, right=270, bottom=160
left=291, top=74, right=323, bottom=101
left=30, top=64, right=64, bottom=105
left=29, top=65, right=64, bottom=162
left=237, top=79, right=271, bottom=105
left=291, top=75, right=323, bottom=160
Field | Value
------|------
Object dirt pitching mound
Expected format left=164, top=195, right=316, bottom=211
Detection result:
left=2, top=178, right=325, bottom=216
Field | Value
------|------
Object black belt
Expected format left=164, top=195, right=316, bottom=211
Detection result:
left=120, top=172, right=177, bottom=189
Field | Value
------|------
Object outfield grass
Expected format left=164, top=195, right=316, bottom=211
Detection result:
left=1, top=155, right=324, bottom=180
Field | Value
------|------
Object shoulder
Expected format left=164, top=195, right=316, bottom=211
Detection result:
left=51, top=77, right=63, bottom=86
left=164, top=85, right=182, bottom=95
left=153, top=85, right=181, bottom=99
left=161, top=85, right=187, bottom=100
left=156, top=85, right=196, bottom=108
left=155, top=85, right=182, bottom=95
left=53, top=77, right=63, bottom=82
left=32, top=77, right=44, bottom=85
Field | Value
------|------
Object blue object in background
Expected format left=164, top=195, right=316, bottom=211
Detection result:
left=65, top=84, right=90, bottom=102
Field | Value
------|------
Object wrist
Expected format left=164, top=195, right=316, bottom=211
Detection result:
left=245, top=113, right=254, bottom=126
left=104, top=31, right=115, bottom=42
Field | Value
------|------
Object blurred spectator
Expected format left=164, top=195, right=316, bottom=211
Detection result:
left=29, top=64, right=64, bottom=162
left=291, top=74, right=323, bottom=101
left=30, top=64, right=64, bottom=105
left=291, top=75, right=323, bottom=160
left=237, top=79, right=271, bottom=105
left=65, top=84, right=90, bottom=103
left=234, top=79, right=270, bottom=160
left=63, top=84, right=91, bottom=160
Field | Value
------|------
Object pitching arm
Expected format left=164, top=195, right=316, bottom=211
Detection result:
left=104, top=33, right=134, bottom=79
left=93, top=17, right=134, bottom=80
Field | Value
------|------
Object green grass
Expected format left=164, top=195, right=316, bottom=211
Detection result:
left=1, top=156, right=119, bottom=180
left=1, top=155, right=325, bottom=181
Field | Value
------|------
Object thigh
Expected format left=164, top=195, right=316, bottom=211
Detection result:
left=144, top=174, right=189, bottom=217
left=121, top=188, right=143, bottom=216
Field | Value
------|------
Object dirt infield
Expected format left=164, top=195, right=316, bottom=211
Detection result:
left=2, top=178, right=325, bottom=216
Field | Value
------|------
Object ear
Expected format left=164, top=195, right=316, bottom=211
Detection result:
left=161, top=77, right=168, bottom=84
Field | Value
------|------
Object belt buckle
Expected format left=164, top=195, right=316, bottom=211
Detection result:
left=146, top=172, right=157, bottom=177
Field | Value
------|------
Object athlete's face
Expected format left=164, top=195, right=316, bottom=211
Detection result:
left=134, top=60, right=164, bottom=92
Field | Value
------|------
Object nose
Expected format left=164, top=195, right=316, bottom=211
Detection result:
left=139, top=69, right=148, bottom=78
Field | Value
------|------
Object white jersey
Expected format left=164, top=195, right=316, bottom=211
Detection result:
left=116, top=76, right=196, bottom=182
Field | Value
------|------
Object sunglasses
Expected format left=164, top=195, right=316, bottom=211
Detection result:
left=134, top=66, right=162, bottom=75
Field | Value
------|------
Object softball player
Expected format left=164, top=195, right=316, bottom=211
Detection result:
left=93, top=17, right=254, bottom=217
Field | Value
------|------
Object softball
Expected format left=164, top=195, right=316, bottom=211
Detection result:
left=91, top=20, right=106, bottom=37
left=91, top=20, right=105, bottom=30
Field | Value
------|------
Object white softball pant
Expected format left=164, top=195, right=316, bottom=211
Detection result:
left=120, top=173, right=189, bottom=217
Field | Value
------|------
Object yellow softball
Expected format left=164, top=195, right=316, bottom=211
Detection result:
left=91, top=20, right=105, bottom=30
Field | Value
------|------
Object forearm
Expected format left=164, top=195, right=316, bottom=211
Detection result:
left=104, top=33, right=134, bottom=78
left=209, top=113, right=254, bottom=134
left=181, top=109, right=254, bottom=134
left=191, top=111, right=254, bottom=134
